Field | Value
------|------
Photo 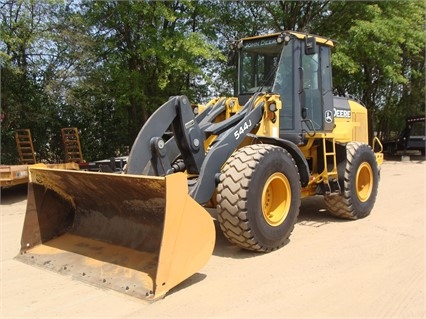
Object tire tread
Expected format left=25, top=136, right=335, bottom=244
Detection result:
left=217, top=144, right=299, bottom=252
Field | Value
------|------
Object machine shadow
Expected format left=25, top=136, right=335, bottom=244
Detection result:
left=166, top=273, right=208, bottom=299
left=297, top=195, right=348, bottom=226
left=0, top=184, right=28, bottom=205
left=211, top=219, right=262, bottom=259
left=210, top=195, right=347, bottom=259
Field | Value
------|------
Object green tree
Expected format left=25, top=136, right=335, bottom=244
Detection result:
left=2, top=0, right=423, bottom=164
left=264, top=0, right=331, bottom=31
left=321, top=1, right=425, bottom=141
left=1, top=0, right=63, bottom=164
left=73, top=1, right=222, bottom=148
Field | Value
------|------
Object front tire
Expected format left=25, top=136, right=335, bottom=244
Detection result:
left=216, top=144, right=301, bottom=252
left=324, top=142, right=379, bottom=219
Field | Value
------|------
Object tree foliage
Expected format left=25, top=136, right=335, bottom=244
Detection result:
left=1, top=0, right=65, bottom=163
left=1, top=0, right=424, bottom=163
left=322, top=1, right=425, bottom=140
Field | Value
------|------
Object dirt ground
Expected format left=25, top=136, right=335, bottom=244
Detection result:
left=1, top=159, right=424, bottom=319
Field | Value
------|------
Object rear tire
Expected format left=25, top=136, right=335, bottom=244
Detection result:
left=324, top=142, right=379, bottom=219
left=216, top=144, right=301, bottom=252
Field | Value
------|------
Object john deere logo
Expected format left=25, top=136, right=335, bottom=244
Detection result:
left=325, top=110, right=333, bottom=123
left=334, top=108, right=351, bottom=119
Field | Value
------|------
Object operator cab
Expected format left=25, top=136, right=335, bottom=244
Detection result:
left=232, top=32, right=335, bottom=144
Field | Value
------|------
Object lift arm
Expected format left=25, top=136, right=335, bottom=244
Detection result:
left=126, top=94, right=265, bottom=204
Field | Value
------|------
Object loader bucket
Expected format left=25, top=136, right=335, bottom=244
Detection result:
left=16, top=167, right=215, bottom=300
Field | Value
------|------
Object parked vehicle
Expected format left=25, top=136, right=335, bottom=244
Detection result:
left=382, top=116, right=425, bottom=156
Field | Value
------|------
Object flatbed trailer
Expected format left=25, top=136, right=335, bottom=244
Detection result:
left=0, top=165, right=29, bottom=188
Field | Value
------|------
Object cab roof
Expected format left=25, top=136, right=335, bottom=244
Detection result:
left=240, top=31, right=334, bottom=47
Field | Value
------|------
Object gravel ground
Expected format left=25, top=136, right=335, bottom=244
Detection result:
left=1, top=158, right=424, bottom=319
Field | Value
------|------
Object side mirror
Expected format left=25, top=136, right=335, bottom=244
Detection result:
left=305, top=36, right=317, bottom=55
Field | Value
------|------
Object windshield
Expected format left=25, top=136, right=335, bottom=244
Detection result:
left=239, top=37, right=283, bottom=94
left=410, top=120, right=425, bottom=136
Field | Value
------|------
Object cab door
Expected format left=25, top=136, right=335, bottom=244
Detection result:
left=300, top=39, right=334, bottom=132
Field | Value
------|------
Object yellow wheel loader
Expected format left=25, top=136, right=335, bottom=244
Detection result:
left=17, top=31, right=383, bottom=300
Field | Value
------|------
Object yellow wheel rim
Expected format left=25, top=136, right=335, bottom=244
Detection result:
left=261, top=173, right=291, bottom=226
left=356, top=162, right=373, bottom=202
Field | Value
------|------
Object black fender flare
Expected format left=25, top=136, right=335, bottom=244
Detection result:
left=251, top=135, right=310, bottom=187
